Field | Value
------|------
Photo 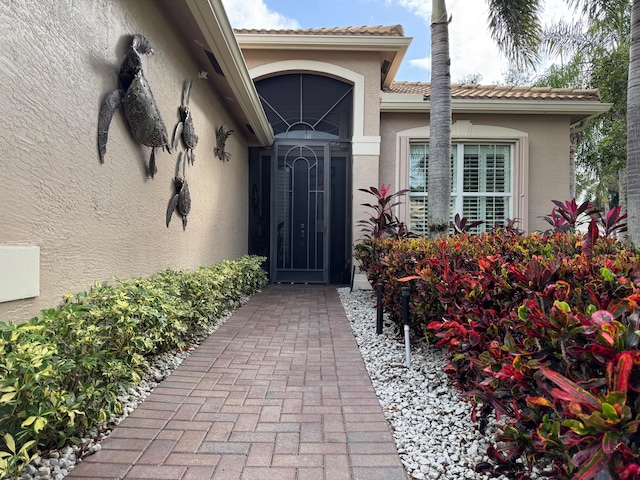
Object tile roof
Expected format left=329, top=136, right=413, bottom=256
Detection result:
left=234, top=25, right=405, bottom=37
left=233, top=26, right=601, bottom=103
left=386, top=82, right=601, bottom=101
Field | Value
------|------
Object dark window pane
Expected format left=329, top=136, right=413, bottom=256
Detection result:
left=256, top=74, right=353, bottom=138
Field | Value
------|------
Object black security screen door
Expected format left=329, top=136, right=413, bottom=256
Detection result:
left=255, top=74, right=353, bottom=284
left=273, top=142, right=328, bottom=283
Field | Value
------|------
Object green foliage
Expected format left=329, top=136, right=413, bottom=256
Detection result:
left=0, top=434, right=37, bottom=479
left=0, top=255, right=267, bottom=478
left=579, top=41, right=629, bottom=209
left=486, top=0, right=543, bottom=68
left=355, top=205, right=640, bottom=478
left=536, top=1, right=630, bottom=210
left=456, top=72, right=483, bottom=84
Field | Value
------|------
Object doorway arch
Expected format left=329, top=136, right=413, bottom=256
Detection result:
left=249, top=73, right=353, bottom=284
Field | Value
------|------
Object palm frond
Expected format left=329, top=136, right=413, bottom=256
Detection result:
left=486, top=0, right=543, bottom=67
left=541, top=20, right=590, bottom=58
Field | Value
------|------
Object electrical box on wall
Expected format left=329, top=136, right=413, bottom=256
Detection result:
left=0, top=246, right=40, bottom=303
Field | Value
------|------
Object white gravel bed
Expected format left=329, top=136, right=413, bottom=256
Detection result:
left=337, top=287, right=513, bottom=480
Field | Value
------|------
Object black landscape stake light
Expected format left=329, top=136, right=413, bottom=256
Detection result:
left=401, top=286, right=411, bottom=368
left=350, top=265, right=356, bottom=292
left=376, top=285, right=384, bottom=335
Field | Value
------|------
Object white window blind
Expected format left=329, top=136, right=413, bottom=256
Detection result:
left=408, top=143, right=512, bottom=234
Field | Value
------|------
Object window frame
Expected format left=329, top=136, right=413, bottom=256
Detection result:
left=396, top=121, right=529, bottom=233
left=407, top=142, right=514, bottom=234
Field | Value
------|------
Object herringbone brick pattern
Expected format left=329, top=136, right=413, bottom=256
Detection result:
left=66, top=285, right=407, bottom=480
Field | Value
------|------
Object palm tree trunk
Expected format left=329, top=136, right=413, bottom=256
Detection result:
left=619, top=166, right=629, bottom=242
left=627, top=0, right=640, bottom=245
left=619, top=166, right=628, bottom=212
left=428, top=0, right=452, bottom=237
left=569, top=132, right=578, bottom=200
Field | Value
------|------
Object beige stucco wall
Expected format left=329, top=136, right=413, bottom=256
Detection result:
left=0, top=1, right=251, bottom=322
left=379, top=112, right=572, bottom=233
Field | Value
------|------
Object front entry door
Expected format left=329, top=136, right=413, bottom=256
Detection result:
left=271, top=141, right=330, bottom=283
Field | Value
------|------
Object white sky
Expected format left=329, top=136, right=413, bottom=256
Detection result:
left=221, top=0, right=576, bottom=84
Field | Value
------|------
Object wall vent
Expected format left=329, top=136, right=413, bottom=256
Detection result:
left=204, top=50, right=224, bottom=77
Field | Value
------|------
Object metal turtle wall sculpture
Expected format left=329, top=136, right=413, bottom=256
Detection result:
left=166, top=153, right=191, bottom=230
left=172, top=80, right=199, bottom=165
left=97, top=33, right=172, bottom=178
left=214, top=124, right=233, bottom=161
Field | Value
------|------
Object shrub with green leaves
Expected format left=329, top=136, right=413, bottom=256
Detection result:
left=0, top=255, right=267, bottom=478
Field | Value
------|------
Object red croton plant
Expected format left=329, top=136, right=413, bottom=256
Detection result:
left=354, top=199, right=639, bottom=479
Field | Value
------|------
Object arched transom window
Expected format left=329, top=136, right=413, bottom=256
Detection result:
left=255, top=74, right=353, bottom=139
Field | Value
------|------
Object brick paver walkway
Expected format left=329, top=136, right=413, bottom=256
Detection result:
left=67, top=285, right=407, bottom=480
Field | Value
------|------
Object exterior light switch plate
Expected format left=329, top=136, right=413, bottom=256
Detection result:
left=0, top=246, right=40, bottom=303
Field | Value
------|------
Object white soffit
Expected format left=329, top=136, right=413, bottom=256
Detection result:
left=236, top=33, right=412, bottom=52
left=185, top=0, right=274, bottom=145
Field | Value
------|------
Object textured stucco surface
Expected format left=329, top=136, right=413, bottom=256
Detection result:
left=0, top=1, right=251, bottom=321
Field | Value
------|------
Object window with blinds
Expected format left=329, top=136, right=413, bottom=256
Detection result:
left=408, top=143, right=512, bottom=234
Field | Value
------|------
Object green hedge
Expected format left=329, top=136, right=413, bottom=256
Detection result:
left=0, top=255, right=267, bottom=478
